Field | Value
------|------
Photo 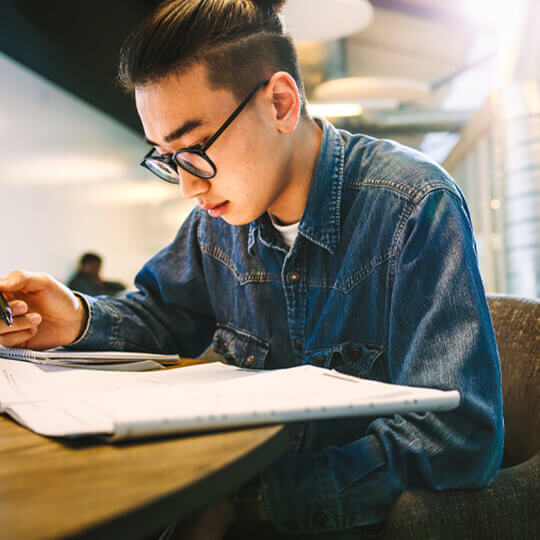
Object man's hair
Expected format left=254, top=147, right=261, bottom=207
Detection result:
left=118, top=0, right=307, bottom=115
left=80, top=253, right=102, bottom=266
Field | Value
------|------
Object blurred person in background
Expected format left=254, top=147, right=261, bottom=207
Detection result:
left=67, top=252, right=125, bottom=297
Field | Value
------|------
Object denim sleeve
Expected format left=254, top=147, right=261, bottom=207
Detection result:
left=70, top=209, right=216, bottom=358
left=261, top=189, right=504, bottom=534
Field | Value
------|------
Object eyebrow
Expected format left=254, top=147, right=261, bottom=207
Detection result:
left=144, top=119, right=204, bottom=146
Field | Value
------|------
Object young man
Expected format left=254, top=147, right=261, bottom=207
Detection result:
left=0, top=0, right=503, bottom=538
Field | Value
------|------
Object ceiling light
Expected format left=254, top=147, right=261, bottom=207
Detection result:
left=457, top=0, right=519, bottom=30
left=314, top=77, right=432, bottom=106
left=282, top=0, right=373, bottom=42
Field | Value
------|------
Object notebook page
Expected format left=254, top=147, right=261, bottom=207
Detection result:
left=0, top=361, right=266, bottom=437
left=0, top=360, right=263, bottom=410
left=5, top=397, right=114, bottom=437
left=0, top=345, right=179, bottom=364
left=0, top=360, right=460, bottom=440
left=50, top=360, right=164, bottom=371
left=0, top=358, right=161, bottom=408
left=90, top=365, right=460, bottom=439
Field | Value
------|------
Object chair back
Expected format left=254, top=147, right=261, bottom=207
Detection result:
left=486, top=294, right=540, bottom=467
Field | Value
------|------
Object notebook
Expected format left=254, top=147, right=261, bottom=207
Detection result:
left=0, top=345, right=179, bottom=371
left=0, top=358, right=461, bottom=441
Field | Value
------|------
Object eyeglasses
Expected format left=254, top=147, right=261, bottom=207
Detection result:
left=140, top=79, right=270, bottom=182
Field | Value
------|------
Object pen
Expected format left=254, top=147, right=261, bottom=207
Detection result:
left=0, top=291, right=13, bottom=327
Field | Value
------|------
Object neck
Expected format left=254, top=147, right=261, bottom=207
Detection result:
left=267, top=117, right=323, bottom=225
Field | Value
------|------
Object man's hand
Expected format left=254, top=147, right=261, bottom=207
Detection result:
left=0, top=270, right=88, bottom=350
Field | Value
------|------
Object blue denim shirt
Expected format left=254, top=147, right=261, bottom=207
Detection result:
left=74, top=117, right=504, bottom=534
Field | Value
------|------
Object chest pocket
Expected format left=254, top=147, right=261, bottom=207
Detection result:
left=212, top=323, right=270, bottom=370
left=307, top=341, right=387, bottom=381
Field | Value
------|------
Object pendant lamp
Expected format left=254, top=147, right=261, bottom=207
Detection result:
left=282, top=0, right=374, bottom=42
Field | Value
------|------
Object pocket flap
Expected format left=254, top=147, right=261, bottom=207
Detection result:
left=212, top=324, right=270, bottom=369
left=338, top=341, right=384, bottom=379
left=306, top=341, right=385, bottom=379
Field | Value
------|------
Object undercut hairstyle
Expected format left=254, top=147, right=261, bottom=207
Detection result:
left=118, top=0, right=307, bottom=115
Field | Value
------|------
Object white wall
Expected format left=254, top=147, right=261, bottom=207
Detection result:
left=0, top=53, right=194, bottom=288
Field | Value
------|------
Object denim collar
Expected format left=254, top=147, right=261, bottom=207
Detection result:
left=249, top=117, right=345, bottom=255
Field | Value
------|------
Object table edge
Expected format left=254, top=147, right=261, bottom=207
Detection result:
left=68, top=424, right=290, bottom=540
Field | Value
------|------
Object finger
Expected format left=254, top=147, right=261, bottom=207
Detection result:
left=0, top=312, right=41, bottom=334
left=0, top=327, right=38, bottom=348
left=0, top=270, right=51, bottom=294
left=9, top=300, right=28, bottom=316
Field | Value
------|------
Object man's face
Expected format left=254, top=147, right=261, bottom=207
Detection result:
left=82, top=260, right=100, bottom=277
left=135, top=64, right=289, bottom=225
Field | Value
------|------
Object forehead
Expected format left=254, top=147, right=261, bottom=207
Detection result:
left=135, top=63, right=237, bottom=146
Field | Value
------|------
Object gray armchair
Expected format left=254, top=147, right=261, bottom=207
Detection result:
left=225, top=294, right=539, bottom=539
left=379, top=294, right=539, bottom=539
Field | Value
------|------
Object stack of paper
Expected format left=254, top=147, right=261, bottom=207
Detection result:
left=0, top=358, right=460, bottom=441
left=0, top=345, right=179, bottom=371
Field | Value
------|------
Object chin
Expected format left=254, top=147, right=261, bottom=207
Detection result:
left=222, top=215, right=253, bottom=226
left=222, top=208, right=264, bottom=226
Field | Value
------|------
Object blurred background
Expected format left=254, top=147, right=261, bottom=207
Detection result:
left=0, top=0, right=538, bottom=297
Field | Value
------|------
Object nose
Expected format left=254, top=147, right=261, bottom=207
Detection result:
left=177, top=170, right=210, bottom=199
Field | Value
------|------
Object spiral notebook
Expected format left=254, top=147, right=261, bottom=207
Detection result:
left=0, top=345, right=179, bottom=371
left=0, top=358, right=461, bottom=441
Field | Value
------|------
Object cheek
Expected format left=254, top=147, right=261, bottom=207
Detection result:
left=228, top=119, right=272, bottom=169
left=212, top=123, right=280, bottom=204
left=232, top=135, right=260, bottom=172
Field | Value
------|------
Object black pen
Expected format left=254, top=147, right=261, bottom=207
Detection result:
left=0, top=291, right=13, bottom=327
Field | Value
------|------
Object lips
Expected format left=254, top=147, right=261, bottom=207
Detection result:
left=201, top=201, right=227, bottom=210
left=207, top=201, right=229, bottom=218
left=197, top=199, right=230, bottom=218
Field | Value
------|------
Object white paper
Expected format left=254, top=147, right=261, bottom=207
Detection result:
left=0, top=344, right=179, bottom=363
left=0, top=359, right=460, bottom=440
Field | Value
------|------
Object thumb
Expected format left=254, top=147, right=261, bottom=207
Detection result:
left=0, top=270, right=50, bottom=293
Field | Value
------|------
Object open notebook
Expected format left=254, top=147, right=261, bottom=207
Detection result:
left=0, top=358, right=460, bottom=441
left=0, top=345, right=179, bottom=371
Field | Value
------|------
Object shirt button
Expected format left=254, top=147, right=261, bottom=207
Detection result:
left=294, top=339, right=303, bottom=350
left=330, top=350, right=344, bottom=368
left=313, top=511, right=328, bottom=526
left=314, top=354, right=325, bottom=367
left=244, top=355, right=255, bottom=367
left=289, top=271, right=300, bottom=283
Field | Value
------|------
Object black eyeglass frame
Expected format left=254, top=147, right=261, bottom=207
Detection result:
left=140, top=79, right=271, bottom=182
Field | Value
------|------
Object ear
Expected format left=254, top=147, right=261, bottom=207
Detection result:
left=266, top=71, right=301, bottom=133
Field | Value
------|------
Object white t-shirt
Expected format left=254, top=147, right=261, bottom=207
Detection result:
left=268, top=212, right=299, bottom=249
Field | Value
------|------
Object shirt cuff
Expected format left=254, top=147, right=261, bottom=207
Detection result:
left=66, top=293, right=124, bottom=350
left=260, top=434, right=387, bottom=534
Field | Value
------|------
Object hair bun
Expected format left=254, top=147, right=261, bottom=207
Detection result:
left=251, top=0, right=288, bottom=12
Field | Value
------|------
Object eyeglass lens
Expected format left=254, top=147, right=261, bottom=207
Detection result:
left=144, top=151, right=215, bottom=182
left=175, top=152, right=215, bottom=178
left=144, top=158, right=178, bottom=183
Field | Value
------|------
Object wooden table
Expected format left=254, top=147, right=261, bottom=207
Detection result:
left=0, top=407, right=289, bottom=539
